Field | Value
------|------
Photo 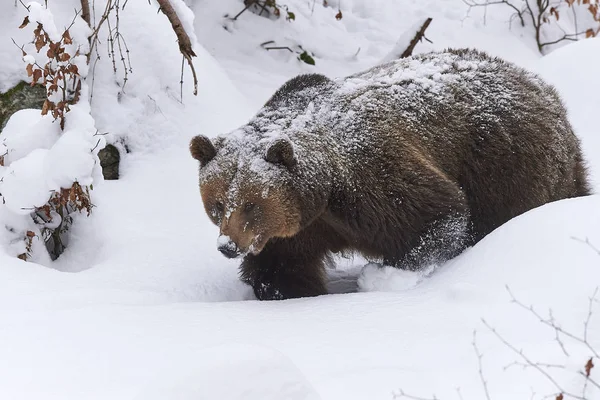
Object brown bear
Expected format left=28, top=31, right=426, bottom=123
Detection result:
left=190, top=48, right=590, bottom=301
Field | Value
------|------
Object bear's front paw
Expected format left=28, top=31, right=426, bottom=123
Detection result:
left=251, top=279, right=326, bottom=300
left=253, top=282, right=285, bottom=301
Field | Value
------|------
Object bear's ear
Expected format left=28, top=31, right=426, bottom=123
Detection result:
left=190, top=135, right=217, bottom=167
left=265, top=138, right=297, bottom=169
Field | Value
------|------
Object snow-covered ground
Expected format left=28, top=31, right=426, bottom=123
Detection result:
left=0, top=1, right=599, bottom=399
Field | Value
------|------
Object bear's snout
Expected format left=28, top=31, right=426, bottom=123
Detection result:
left=217, top=235, right=241, bottom=259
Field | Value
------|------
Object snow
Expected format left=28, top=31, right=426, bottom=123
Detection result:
left=1, top=0, right=600, bottom=399
left=534, top=37, right=600, bottom=189
left=357, top=263, right=437, bottom=293
left=27, top=2, right=62, bottom=42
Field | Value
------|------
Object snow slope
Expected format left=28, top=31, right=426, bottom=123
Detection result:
left=1, top=196, right=599, bottom=399
left=1, top=0, right=599, bottom=399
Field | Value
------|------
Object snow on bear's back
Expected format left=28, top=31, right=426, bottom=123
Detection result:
left=205, top=49, right=568, bottom=188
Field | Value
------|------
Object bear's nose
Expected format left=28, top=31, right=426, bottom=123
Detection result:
left=217, top=235, right=240, bottom=259
left=218, top=245, right=239, bottom=259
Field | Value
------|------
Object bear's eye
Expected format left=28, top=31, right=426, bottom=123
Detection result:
left=215, top=201, right=224, bottom=213
left=244, top=202, right=255, bottom=213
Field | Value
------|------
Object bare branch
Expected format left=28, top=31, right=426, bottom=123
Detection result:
left=392, top=390, right=440, bottom=400
left=156, top=0, right=197, bottom=96
left=400, top=18, right=433, bottom=58
left=18, top=0, right=30, bottom=11
left=472, top=330, right=492, bottom=400
left=230, top=0, right=257, bottom=21
left=571, top=236, right=600, bottom=257
left=88, top=0, right=113, bottom=60
left=462, top=0, right=525, bottom=27
left=506, top=286, right=599, bottom=359
left=80, top=0, right=91, bottom=26
left=482, top=318, right=586, bottom=400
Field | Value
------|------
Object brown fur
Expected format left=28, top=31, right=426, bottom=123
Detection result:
left=200, top=178, right=302, bottom=255
left=190, top=48, right=591, bottom=300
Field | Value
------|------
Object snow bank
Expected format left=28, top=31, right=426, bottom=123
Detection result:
left=0, top=195, right=598, bottom=400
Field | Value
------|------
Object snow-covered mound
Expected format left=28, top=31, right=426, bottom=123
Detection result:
left=0, top=194, right=598, bottom=400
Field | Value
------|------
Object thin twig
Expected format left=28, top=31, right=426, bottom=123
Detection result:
left=461, top=0, right=525, bottom=27
left=571, top=237, right=600, bottom=257
left=179, top=55, right=184, bottom=103
left=472, top=330, right=492, bottom=400
left=231, top=0, right=257, bottom=21
left=392, top=390, right=439, bottom=400
left=263, top=46, right=294, bottom=52
left=506, top=286, right=599, bottom=359
left=482, top=318, right=586, bottom=400
left=18, top=0, right=30, bottom=11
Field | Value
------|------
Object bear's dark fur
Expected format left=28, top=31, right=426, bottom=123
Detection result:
left=190, top=48, right=590, bottom=300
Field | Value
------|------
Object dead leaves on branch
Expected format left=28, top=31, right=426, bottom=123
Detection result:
left=19, top=19, right=82, bottom=130
left=14, top=11, right=92, bottom=261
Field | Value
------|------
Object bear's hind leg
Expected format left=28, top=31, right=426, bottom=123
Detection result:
left=389, top=211, right=471, bottom=271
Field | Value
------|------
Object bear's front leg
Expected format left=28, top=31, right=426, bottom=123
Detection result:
left=239, top=223, right=334, bottom=300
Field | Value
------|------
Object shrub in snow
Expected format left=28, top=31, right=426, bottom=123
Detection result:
left=0, top=2, right=103, bottom=261
left=464, top=0, right=600, bottom=53
left=230, top=0, right=346, bottom=65
left=237, top=0, right=298, bottom=22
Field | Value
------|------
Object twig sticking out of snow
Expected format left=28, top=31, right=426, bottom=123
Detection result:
left=505, top=285, right=599, bottom=360
left=380, top=18, right=432, bottom=63
left=472, top=330, right=493, bottom=400
left=480, top=286, right=600, bottom=400
left=392, top=389, right=440, bottom=400
left=399, top=18, right=432, bottom=59
left=572, top=236, right=600, bottom=257
left=461, top=0, right=600, bottom=54
left=156, top=0, right=198, bottom=97
left=481, top=317, right=597, bottom=400
left=393, top=287, right=599, bottom=400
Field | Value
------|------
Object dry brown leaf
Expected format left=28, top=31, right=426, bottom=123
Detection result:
left=35, top=36, right=46, bottom=52
left=19, top=16, right=30, bottom=29
left=32, top=68, right=42, bottom=85
left=62, top=30, right=72, bottom=45
left=585, top=357, right=594, bottom=377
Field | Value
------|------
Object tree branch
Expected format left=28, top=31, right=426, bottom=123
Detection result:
left=80, top=0, right=91, bottom=26
left=156, top=0, right=198, bottom=96
left=400, top=18, right=433, bottom=58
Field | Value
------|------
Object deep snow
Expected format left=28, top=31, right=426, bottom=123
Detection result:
left=1, top=0, right=599, bottom=399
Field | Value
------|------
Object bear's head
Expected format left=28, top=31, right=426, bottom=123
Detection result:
left=190, top=133, right=303, bottom=258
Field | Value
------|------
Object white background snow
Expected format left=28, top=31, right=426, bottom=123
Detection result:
left=0, top=0, right=599, bottom=399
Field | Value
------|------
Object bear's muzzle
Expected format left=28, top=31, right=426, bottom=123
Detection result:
left=217, top=235, right=242, bottom=259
